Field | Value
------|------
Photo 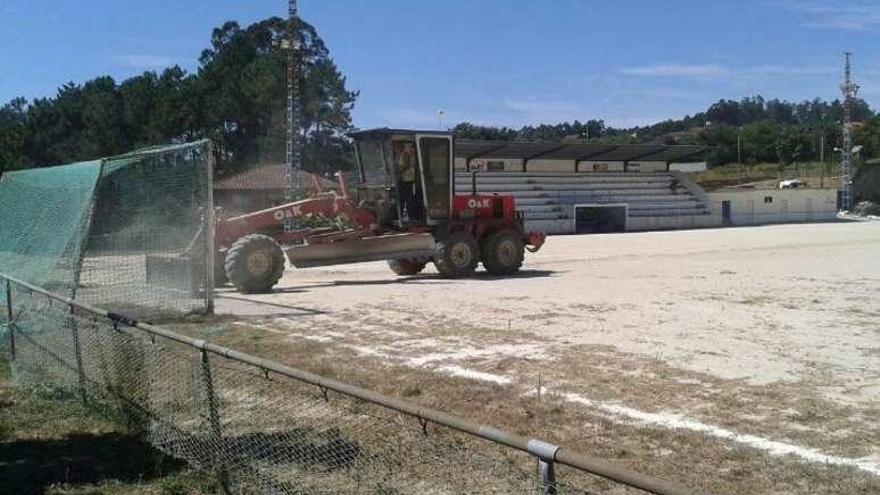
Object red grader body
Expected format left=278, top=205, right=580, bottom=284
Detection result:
left=211, top=129, right=545, bottom=293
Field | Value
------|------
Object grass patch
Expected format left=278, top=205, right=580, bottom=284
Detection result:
left=693, top=161, right=835, bottom=190
left=0, top=356, right=215, bottom=495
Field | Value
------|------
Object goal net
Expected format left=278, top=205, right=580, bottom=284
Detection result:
left=0, top=140, right=213, bottom=317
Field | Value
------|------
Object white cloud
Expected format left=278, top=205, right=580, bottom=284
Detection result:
left=619, top=63, right=837, bottom=80
left=744, top=65, right=836, bottom=77
left=778, top=1, right=880, bottom=31
left=502, top=98, right=571, bottom=115
left=619, top=64, right=730, bottom=78
left=115, top=54, right=174, bottom=69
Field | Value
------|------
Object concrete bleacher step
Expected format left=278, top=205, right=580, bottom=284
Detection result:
left=455, top=187, right=691, bottom=197
left=468, top=178, right=675, bottom=188
left=458, top=172, right=671, bottom=180
left=458, top=175, right=677, bottom=186
left=513, top=196, right=696, bottom=206
left=455, top=172, right=712, bottom=224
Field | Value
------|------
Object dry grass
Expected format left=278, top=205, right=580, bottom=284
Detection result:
left=693, top=161, right=835, bottom=191
left=166, top=316, right=880, bottom=495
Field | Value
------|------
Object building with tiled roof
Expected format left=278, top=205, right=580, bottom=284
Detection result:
left=214, top=163, right=336, bottom=214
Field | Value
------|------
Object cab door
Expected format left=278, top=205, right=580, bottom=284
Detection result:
left=415, top=135, right=453, bottom=225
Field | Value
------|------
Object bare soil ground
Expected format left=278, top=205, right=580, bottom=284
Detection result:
left=199, top=220, right=880, bottom=494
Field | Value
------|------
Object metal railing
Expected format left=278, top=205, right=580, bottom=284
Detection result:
left=0, top=272, right=708, bottom=495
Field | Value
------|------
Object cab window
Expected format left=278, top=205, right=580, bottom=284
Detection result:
left=418, top=137, right=451, bottom=220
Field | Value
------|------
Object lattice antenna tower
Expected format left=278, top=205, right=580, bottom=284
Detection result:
left=284, top=0, right=303, bottom=232
left=840, top=52, right=859, bottom=211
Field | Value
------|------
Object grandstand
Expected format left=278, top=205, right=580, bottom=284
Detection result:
left=453, top=140, right=719, bottom=234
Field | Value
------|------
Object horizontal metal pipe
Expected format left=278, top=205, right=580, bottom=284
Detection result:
left=0, top=271, right=709, bottom=495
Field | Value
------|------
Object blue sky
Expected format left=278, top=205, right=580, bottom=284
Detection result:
left=1, top=0, right=878, bottom=129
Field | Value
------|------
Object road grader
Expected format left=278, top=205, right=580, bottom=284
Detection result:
left=201, top=128, right=545, bottom=293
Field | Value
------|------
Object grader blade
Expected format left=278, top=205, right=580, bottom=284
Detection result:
left=145, top=254, right=202, bottom=297
left=286, top=233, right=435, bottom=269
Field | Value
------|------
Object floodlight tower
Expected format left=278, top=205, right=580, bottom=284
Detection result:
left=840, top=52, right=859, bottom=211
left=284, top=0, right=303, bottom=232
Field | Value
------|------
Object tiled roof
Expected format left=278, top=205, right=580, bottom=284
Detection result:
left=214, top=164, right=336, bottom=191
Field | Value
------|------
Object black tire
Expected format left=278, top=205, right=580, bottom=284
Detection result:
left=213, top=253, right=229, bottom=287
left=433, top=232, right=479, bottom=278
left=481, top=230, right=525, bottom=275
left=388, top=258, right=428, bottom=276
left=224, top=234, right=285, bottom=294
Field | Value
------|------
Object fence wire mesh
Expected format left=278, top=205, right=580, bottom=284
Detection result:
left=0, top=160, right=102, bottom=296
left=5, top=280, right=610, bottom=494
left=0, top=141, right=212, bottom=318
left=77, top=141, right=212, bottom=317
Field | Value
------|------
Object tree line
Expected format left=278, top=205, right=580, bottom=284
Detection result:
left=454, top=96, right=880, bottom=167
left=0, top=17, right=357, bottom=177
left=3, top=15, right=879, bottom=176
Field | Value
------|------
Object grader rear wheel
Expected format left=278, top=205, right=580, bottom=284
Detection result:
left=433, top=232, right=479, bottom=278
left=225, top=234, right=285, bottom=294
left=481, top=230, right=525, bottom=275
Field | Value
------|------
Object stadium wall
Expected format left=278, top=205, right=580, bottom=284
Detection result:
left=707, top=189, right=838, bottom=226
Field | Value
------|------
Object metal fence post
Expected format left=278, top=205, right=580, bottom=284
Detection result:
left=5, top=279, right=14, bottom=360
left=70, top=307, right=87, bottom=404
left=204, top=142, right=216, bottom=315
left=539, top=458, right=557, bottom=495
left=200, top=350, right=229, bottom=494
left=528, top=439, right=559, bottom=495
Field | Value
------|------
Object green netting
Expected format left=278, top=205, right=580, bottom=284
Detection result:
left=0, top=160, right=102, bottom=296
left=0, top=140, right=212, bottom=318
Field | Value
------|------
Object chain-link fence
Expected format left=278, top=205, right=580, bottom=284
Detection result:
left=77, top=141, right=214, bottom=317
left=0, top=141, right=213, bottom=319
left=0, top=274, right=702, bottom=495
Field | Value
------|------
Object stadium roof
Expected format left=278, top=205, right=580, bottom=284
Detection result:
left=455, top=140, right=706, bottom=163
left=351, top=129, right=705, bottom=163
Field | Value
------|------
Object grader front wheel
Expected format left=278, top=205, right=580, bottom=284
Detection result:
left=225, top=234, right=285, bottom=294
left=388, top=258, right=428, bottom=276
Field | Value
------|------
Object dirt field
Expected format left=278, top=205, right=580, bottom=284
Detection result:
left=208, top=220, right=880, bottom=493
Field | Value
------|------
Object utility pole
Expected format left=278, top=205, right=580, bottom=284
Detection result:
left=284, top=0, right=303, bottom=233
left=840, top=52, right=859, bottom=211
left=819, top=134, right=825, bottom=189
left=737, top=129, right=743, bottom=185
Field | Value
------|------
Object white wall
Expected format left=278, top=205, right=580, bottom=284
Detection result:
left=707, top=189, right=838, bottom=226
left=461, top=158, right=670, bottom=173
left=626, top=161, right=668, bottom=172
left=576, top=161, right=625, bottom=172
left=526, top=159, right=576, bottom=172
left=468, top=158, right=523, bottom=172
left=670, top=162, right=708, bottom=173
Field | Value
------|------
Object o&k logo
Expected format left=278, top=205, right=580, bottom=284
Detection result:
left=274, top=205, right=303, bottom=221
left=467, top=198, right=491, bottom=209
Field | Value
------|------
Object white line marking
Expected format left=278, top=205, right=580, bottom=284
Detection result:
left=256, top=323, right=880, bottom=476
left=436, top=366, right=512, bottom=384
left=562, top=392, right=880, bottom=476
